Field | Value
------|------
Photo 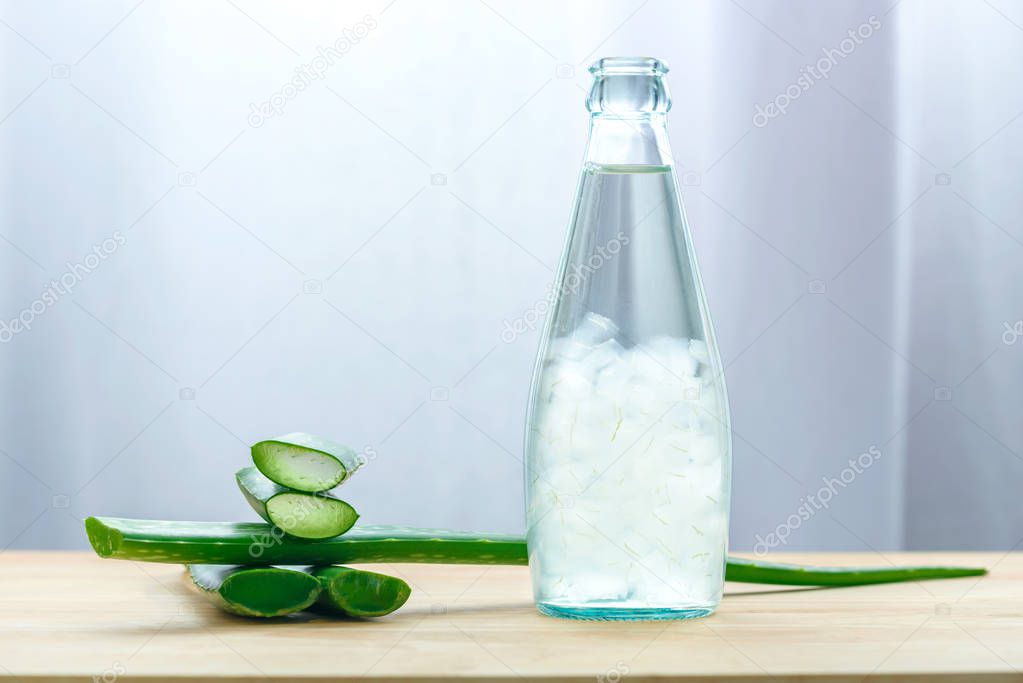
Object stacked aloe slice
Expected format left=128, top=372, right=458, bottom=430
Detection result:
left=187, top=433, right=411, bottom=618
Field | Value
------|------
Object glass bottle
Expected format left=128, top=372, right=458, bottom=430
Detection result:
left=524, top=57, right=731, bottom=620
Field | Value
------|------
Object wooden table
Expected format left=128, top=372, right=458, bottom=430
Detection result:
left=0, top=552, right=1019, bottom=682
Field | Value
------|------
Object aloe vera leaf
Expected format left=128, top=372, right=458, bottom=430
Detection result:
left=724, top=556, right=987, bottom=586
left=251, top=432, right=361, bottom=492
left=236, top=467, right=359, bottom=540
left=309, top=566, right=411, bottom=617
left=187, top=564, right=321, bottom=617
left=86, top=517, right=987, bottom=587
left=87, top=518, right=526, bottom=566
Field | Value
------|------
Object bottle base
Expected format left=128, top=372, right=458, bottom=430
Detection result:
left=536, top=601, right=715, bottom=621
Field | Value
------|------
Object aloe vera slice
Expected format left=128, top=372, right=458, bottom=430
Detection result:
left=237, top=467, right=359, bottom=540
left=85, top=517, right=988, bottom=587
left=311, top=566, right=411, bottom=617
left=187, top=564, right=321, bottom=617
left=251, top=432, right=361, bottom=492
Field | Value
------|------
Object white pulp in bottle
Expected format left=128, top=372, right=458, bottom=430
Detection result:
left=526, top=312, right=729, bottom=609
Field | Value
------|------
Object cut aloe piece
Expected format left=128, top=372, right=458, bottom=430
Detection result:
left=237, top=466, right=359, bottom=540
left=251, top=432, right=361, bottom=492
left=187, top=564, right=321, bottom=618
left=85, top=517, right=988, bottom=587
left=310, top=566, right=411, bottom=618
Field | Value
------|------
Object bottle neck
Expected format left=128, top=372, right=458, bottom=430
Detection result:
left=584, top=114, right=673, bottom=167
left=583, top=57, right=673, bottom=167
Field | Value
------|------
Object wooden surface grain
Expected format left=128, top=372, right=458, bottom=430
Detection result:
left=0, top=552, right=1019, bottom=682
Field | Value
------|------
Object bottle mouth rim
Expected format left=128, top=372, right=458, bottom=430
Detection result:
left=589, top=56, right=669, bottom=75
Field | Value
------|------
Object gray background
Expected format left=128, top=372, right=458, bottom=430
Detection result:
left=1, top=0, right=1021, bottom=555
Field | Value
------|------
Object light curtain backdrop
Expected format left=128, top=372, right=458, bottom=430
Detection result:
left=1, top=0, right=1021, bottom=552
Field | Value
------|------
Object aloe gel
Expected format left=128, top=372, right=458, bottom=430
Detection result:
left=524, top=57, right=732, bottom=621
